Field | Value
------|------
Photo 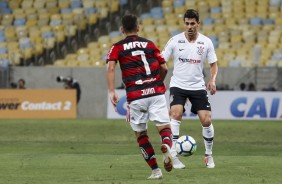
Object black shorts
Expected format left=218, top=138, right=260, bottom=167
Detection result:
left=170, top=87, right=211, bottom=114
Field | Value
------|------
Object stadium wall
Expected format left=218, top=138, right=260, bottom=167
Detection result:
left=107, top=90, right=282, bottom=120
left=11, top=66, right=250, bottom=118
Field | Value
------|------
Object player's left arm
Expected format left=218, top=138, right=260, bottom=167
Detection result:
left=206, top=39, right=218, bottom=95
left=208, top=62, right=218, bottom=95
left=159, top=63, right=168, bottom=81
left=152, top=42, right=168, bottom=81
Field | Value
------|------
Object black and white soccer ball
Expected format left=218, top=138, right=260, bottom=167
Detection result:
left=176, top=135, right=197, bottom=156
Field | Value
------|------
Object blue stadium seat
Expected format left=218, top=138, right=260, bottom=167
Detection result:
left=151, top=7, right=163, bottom=14
left=61, top=8, right=73, bottom=14
left=42, top=31, right=55, bottom=39
left=84, top=7, right=97, bottom=15
left=0, top=31, right=5, bottom=42
left=150, top=7, right=163, bottom=19
left=50, top=19, right=62, bottom=26
left=71, top=0, right=82, bottom=9
left=13, top=18, right=26, bottom=26
left=0, top=1, right=8, bottom=8
left=210, top=7, right=221, bottom=14
left=209, top=35, right=219, bottom=48
left=269, top=0, right=282, bottom=6
left=263, top=18, right=275, bottom=25
left=0, top=58, right=9, bottom=68
left=174, top=0, right=185, bottom=7
left=249, top=17, right=263, bottom=25
left=109, top=31, right=122, bottom=37
left=120, top=0, right=128, bottom=6
left=202, top=17, right=215, bottom=25
left=271, top=53, right=282, bottom=60
left=19, top=38, right=32, bottom=49
left=0, top=47, right=8, bottom=54
left=0, top=36, right=6, bottom=43
left=0, top=7, right=12, bottom=14
left=140, top=13, right=152, bottom=19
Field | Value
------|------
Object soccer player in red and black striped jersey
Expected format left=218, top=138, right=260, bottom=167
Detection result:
left=106, top=14, right=173, bottom=179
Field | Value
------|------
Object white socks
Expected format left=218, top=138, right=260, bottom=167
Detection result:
left=202, top=123, right=214, bottom=155
left=171, top=119, right=214, bottom=156
left=171, top=119, right=181, bottom=136
left=170, top=119, right=181, bottom=157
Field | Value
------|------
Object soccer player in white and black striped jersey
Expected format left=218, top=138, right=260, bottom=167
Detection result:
left=162, top=9, right=218, bottom=169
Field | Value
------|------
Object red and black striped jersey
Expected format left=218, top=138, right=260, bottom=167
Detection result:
left=106, top=35, right=166, bottom=102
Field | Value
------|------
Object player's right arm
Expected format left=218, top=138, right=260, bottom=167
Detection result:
left=161, top=37, right=174, bottom=61
left=106, top=45, right=119, bottom=111
left=107, top=60, right=119, bottom=111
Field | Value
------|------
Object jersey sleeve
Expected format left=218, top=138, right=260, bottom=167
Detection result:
left=207, top=39, right=217, bottom=64
left=161, top=37, right=174, bottom=61
left=153, top=44, right=166, bottom=64
left=106, top=45, right=119, bottom=63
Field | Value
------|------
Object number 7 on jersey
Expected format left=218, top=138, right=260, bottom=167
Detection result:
left=132, top=50, right=151, bottom=75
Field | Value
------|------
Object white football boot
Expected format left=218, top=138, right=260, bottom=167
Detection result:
left=171, top=141, right=185, bottom=169
left=173, top=157, right=186, bottom=169
left=147, top=168, right=163, bottom=179
left=161, top=144, right=173, bottom=172
left=204, top=155, right=215, bottom=168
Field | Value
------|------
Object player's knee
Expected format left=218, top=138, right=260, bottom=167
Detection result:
left=170, top=111, right=183, bottom=120
left=135, top=131, right=147, bottom=138
left=201, top=115, right=212, bottom=127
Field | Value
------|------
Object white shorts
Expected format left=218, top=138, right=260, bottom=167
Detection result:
left=127, top=94, right=170, bottom=132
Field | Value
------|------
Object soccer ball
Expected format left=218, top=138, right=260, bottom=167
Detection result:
left=176, top=135, right=197, bottom=156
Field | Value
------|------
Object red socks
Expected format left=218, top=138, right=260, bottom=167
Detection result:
left=137, top=135, right=158, bottom=170
left=159, top=128, right=172, bottom=148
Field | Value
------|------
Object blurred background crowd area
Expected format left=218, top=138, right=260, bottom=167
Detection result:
left=0, top=0, right=282, bottom=90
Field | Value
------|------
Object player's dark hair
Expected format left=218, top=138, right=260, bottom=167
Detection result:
left=18, top=78, right=25, bottom=84
left=121, top=14, right=138, bottom=33
left=184, top=9, right=199, bottom=22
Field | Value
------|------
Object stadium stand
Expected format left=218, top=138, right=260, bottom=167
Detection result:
left=0, top=0, right=281, bottom=69
left=0, top=0, right=124, bottom=66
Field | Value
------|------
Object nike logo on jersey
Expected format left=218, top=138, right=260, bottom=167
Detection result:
left=123, top=41, right=148, bottom=50
left=179, top=49, right=184, bottom=51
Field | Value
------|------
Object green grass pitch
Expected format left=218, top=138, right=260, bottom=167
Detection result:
left=0, top=119, right=281, bottom=184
